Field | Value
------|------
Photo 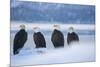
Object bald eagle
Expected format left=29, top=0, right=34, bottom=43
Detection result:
left=67, top=27, right=79, bottom=45
left=33, top=32, right=46, bottom=48
left=51, top=29, right=64, bottom=48
left=13, top=29, right=27, bottom=55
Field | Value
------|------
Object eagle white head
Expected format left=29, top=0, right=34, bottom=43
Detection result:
left=53, top=25, right=60, bottom=30
left=33, top=27, right=40, bottom=33
left=20, top=25, right=25, bottom=29
left=68, top=27, right=74, bottom=33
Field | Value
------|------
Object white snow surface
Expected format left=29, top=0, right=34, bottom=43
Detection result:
left=10, top=35, right=95, bottom=66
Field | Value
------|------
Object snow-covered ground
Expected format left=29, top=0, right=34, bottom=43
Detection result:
left=10, top=33, right=95, bottom=66
left=10, top=23, right=95, bottom=66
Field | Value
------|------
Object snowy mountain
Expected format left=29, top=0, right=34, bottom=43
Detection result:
left=10, top=1, right=95, bottom=24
